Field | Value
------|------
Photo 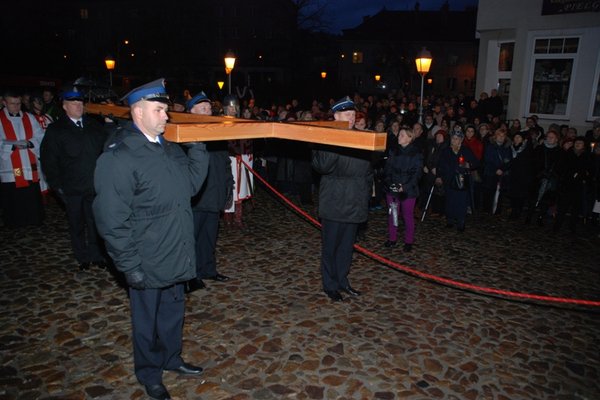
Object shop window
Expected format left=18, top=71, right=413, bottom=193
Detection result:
left=528, top=37, right=579, bottom=117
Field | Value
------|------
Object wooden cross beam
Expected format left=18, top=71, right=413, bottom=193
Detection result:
left=85, top=103, right=386, bottom=151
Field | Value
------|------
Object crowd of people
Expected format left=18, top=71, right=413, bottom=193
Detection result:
left=2, top=82, right=600, bottom=399
left=3, top=85, right=600, bottom=238
left=187, top=89, right=600, bottom=239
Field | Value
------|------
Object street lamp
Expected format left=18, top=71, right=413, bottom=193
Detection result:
left=224, top=50, right=236, bottom=95
left=217, top=81, right=225, bottom=90
left=415, top=47, right=432, bottom=123
left=104, top=55, right=116, bottom=87
left=321, top=71, right=327, bottom=79
left=374, top=74, right=381, bottom=82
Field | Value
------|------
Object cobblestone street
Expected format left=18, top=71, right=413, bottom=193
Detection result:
left=1, top=187, right=599, bottom=400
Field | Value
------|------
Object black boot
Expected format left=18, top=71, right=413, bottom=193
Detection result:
left=185, top=278, right=206, bottom=293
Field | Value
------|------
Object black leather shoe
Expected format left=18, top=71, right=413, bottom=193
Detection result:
left=185, top=278, right=206, bottom=293
left=384, top=240, right=397, bottom=248
left=325, top=290, right=343, bottom=302
left=78, top=262, right=90, bottom=271
left=94, top=260, right=109, bottom=269
left=342, top=286, right=361, bottom=296
left=208, top=273, right=230, bottom=282
left=403, top=243, right=413, bottom=252
left=145, top=383, right=171, bottom=400
left=168, top=362, right=203, bottom=375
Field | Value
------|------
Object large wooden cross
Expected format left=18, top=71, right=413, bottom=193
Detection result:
left=85, top=103, right=386, bottom=151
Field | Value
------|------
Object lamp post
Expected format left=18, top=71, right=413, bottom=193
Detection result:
left=104, top=55, right=116, bottom=87
left=224, top=50, right=236, bottom=95
left=321, top=71, right=327, bottom=79
left=415, top=47, right=432, bottom=124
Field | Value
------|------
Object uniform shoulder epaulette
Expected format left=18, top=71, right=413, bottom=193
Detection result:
left=104, top=128, right=126, bottom=152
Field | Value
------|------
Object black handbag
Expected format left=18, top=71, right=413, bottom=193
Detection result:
left=451, top=172, right=467, bottom=191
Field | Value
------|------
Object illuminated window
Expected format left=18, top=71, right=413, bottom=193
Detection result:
left=352, top=52, right=363, bottom=64
left=528, top=37, right=579, bottom=117
left=80, top=8, right=88, bottom=19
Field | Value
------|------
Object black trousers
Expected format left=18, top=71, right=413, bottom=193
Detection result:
left=193, top=210, right=219, bottom=278
left=64, top=193, right=103, bottom=263
left=320, top=218, right=357, bottom=292
left=1, top=182, right=44, bottom=227
left=129, top=284, right=185, bottom=386
left=554, top=191, right=583, bottom=231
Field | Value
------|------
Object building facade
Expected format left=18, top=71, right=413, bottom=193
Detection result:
left=476, top=0, right=600, bottom=132
left=337, top=6, right=479, bottom=97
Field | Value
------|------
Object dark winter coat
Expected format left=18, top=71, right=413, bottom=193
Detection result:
left=508, top=141, right=534, bottom=199
left=192, top=141, right=233, bottom=213
left=93, top=122, right=209, bottom=288
left=437, top=145, right=479, bottom=189
left=437, top=144, right=479, bottom=221
left=383, top=142, right=423, bottom=199
left=482, top=140, right=512, bottom=190
left=40, top=115, right=108, bottom=195
left=556, top=148, right=592, bottom=194
left=532, top=142, right=561, bottom=183
left=593, top=153, right=600, bottom=201
left=312, top=146, right=373, bottom=224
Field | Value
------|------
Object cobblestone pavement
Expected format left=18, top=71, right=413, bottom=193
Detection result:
left=1, top=187, right=599, bottom=400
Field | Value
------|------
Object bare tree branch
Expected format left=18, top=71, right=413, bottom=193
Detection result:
left=290, top=0, right=332, bottom=32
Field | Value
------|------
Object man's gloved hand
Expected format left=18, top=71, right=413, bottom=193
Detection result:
left=182, top=141, right=207, bottom=150
left=125, top=270, right=146, bottom=290
left=224, top=188, right=233, bottom=210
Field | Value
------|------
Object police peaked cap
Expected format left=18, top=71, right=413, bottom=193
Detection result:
left=62, top=87, right=84, bottom=101
left=331, top=96, right=355, bottom=113
left=122, top=78, right=170, bottom=105
left=186, top=91, right=210, bottom=111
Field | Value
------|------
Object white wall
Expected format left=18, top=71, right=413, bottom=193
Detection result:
left=476, top=0, right=600, bottom=133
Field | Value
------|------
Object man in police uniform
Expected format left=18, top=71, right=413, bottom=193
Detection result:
left=185, top=91, right=233, bottom=293
left=312, top=97, right=373, bottom=301
left=41, top=87, right=109, bottom=271
left=93, top=79, right=209, bottom=400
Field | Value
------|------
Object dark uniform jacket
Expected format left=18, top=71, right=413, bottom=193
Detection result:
left=191, top=141, right=233, bottom=212
left=383, top=142, right=423, bottom=198
left=40, top=115, right=108, bottom=195
left=312, top=146, right=373, bottom=224
left=93, top=122, right=209, bottom=288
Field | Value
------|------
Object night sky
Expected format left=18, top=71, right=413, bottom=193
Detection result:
left=325, top=0, right=479, bottom=34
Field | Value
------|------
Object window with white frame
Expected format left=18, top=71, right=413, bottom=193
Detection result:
left=590, top=52, right=600, bottom=119
left=528, top=37, right=579, bottom=117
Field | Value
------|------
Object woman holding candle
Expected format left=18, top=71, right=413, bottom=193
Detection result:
left=436, top=130, right=479, bottom=231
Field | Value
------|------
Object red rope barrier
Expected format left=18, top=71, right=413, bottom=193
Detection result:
left=241, top=159, right=600, bottom=307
